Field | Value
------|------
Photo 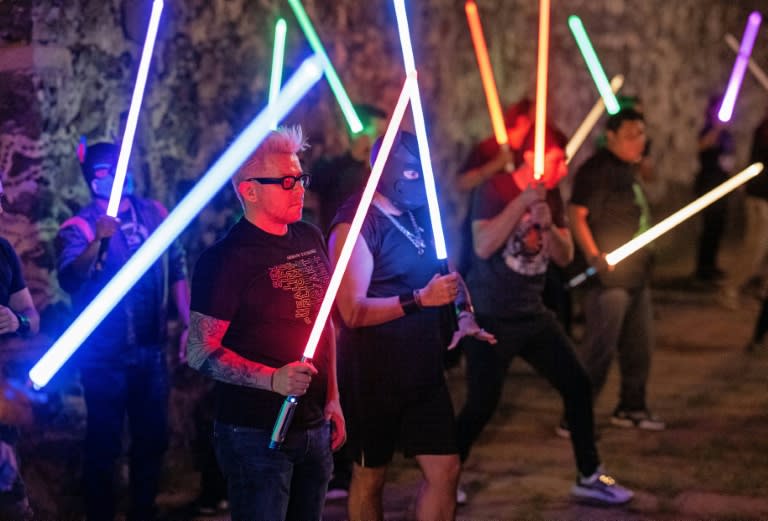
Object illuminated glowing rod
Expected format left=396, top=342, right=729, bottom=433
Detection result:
left=719, top=12, right=762, bottom=122
left=566, top=74, right=624, bottom=164
left=465, top=0, right=512, bottom=170
left=270, top=74, right=416, bottom=449
left=28, top=56, right=325, bottom=389
left=393, top=0, right=449, bottom=260
left=106, top=0, right=164, bottom=218
left=567, top=15, right=621, bottom=117
left=268, top=18, right=288, bottom=129
left=567, top=162, right=765, bottom=288
left=287, top=0, right=363, bottom=134
left=725, top=33, right=768, bottom=93
left=533, top=0, right=551, bottom=180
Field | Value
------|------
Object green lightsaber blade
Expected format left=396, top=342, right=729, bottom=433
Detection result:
left=568, top=15, right=620, bottom=115
left=287, top=0, right=363, bottom=133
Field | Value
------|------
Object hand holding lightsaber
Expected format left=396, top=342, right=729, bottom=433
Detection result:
left=94, top=215, right=120, bottom=271
left=272, top=360, right=318, bottom=396
left=268, top=358, right=318, bottom=448
left=567, top=162, right=765, bottom=288
left=97, top=0, right=164, bottom=265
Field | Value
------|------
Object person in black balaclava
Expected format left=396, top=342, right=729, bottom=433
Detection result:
left=328, top=130, right=495, bottom=520
left=56, top=141, right=190, bottom=521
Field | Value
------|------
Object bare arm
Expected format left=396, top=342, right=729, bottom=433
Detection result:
left=567, top=203, right=601, bottom=261
left=456, top=149, right=512, bottom=192
left=329, top=223, right=457, bottom=328
left=63, top=216, right=120, bottom=280
left=544, top=226, right=574, bottom=267
left=324, top=319, right=346, bottom=450
left=172, top=280, right=191, bottom=362
left=529, top=201, right=573, bottom=267
left=187, top=311, right=316, bottom=396
left=698, top=126, right=721, bottom=151
left=473, top=185, right=542, bottom=259
left=187, top=311, right=275, bottom=389
left=0, top=288, right=40, bottom=336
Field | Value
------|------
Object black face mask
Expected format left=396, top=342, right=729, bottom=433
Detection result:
left=372, top=131, right=427, bottom=211
left=386, top=163, right=427, bottom=211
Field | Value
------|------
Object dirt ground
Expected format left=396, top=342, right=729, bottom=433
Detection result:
left=15, top=224, right=768, bottom=520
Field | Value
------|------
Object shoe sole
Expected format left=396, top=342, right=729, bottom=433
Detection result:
left=610, top=417, right=665, bottom=431
left=571, top=486, right=634, bottom=505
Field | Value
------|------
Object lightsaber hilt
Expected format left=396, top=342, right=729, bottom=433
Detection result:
left=95, top=237, right=111, bottom=272
left=269, top=356, right=310, bottom=450
left=440, top=260, right=459, bottom=334
left=565, top=266, right=596, bottom=289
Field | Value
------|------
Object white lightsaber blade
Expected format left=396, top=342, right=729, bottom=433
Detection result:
left=393, top=0, right=450, bottom=261
left=568, top=162, right=765, bottom=288
left=566, top=75, right=624, bottom=164
left=106, top=0, right=164, bottom=218
left=725, top=33, right=768, bottom=93
left=269, top=74, right=416, bottom=449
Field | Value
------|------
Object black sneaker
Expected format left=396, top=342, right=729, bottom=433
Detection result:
left=571, top=468, right=634, bottom=505
left=611, top=409, right=665, bottom=430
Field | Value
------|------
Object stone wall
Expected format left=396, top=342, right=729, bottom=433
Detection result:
left=1, top=0, right=766, bottom=314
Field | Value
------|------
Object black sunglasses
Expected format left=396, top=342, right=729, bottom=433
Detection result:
left=246, top=174, right=311, bottom=190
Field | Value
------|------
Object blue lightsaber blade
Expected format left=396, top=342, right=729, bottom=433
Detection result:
left=29, top=56, right=324, bottom=389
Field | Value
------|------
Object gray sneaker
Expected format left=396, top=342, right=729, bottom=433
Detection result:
left=611, top=409, right=666, bottom=431
left=571, top=469, right=634, bottom=505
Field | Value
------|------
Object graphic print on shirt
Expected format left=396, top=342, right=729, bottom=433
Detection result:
left=269, top=249, right=330, bottom=324
left=502, top=211, right=549, bottom=276
left=119, top=209, right=149, bottom=252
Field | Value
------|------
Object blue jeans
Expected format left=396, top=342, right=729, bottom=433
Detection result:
left=80, top=347, right=169, bottom=521
left=214, top=421, right=332, bottom=521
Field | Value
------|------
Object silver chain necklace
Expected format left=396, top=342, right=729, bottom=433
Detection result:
left=372, top=201, right=426, bottom=255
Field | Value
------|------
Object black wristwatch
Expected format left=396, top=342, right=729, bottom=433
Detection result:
left=14, top=312, right=30, bottom=336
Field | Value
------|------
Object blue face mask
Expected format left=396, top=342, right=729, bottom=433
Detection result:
left=90, top=171, right=135, bottom=199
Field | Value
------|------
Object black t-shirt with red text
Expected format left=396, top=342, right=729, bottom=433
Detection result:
left=191, top=218, right=332, bottom=430
left=467, top=173, right=566, bottom=317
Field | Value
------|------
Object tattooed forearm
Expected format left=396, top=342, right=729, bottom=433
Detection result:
left=188, top=311, right=274, bottom=390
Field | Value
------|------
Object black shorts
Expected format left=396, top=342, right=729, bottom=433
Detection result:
left=344, top=383, right=458, bottom=468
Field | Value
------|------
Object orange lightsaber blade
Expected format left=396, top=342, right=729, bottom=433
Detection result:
left=533, top=0, right=551, bottom=180
left=465, top=1, right=508, bottom=149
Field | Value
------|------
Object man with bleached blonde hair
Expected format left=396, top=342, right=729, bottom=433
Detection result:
left=188, top=127, right=345, bottom=521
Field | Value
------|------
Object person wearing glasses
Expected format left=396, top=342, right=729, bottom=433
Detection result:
left=56, top=141, right=189, bottom=521
left=187, top=127, right=345, bottom=521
